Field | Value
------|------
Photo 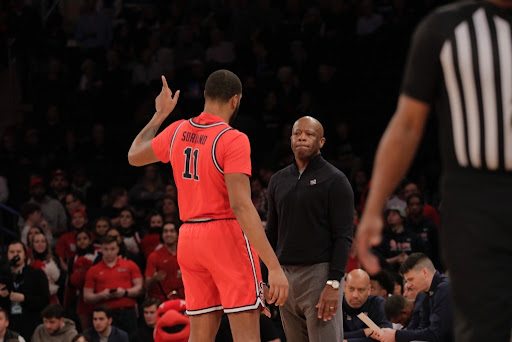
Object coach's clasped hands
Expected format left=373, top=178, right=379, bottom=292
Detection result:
left=264, top=268, right=289, bottom=307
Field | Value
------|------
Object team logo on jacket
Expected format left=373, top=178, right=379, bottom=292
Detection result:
left=310, top=179, right=317, bottom=185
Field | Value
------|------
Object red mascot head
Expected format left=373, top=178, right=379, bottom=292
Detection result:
left=154, top=300, right=190, bottom=342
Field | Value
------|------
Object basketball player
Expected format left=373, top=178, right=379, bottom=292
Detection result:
left=356, top=1, right=512, bottom=341
left=128, top=70, right=289, bottom=342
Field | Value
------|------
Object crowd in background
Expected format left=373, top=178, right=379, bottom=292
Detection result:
left=0, top=0, right=453, bottom=341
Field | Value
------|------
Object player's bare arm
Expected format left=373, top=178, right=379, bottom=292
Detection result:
left=356, top=95, right=430, bottom=274
left=128, top=75, right=180, bottom=166
left=225, top=172, right=289, bottom=306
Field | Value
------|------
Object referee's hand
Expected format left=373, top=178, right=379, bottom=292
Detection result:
left=355, top=212, right=383, bottom=275
left=266, top=268, right=289, bottom=306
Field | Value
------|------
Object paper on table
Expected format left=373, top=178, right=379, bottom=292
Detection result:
left=357, top=313, right=384, bottom=335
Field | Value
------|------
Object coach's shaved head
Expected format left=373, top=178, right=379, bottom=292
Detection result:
left=293, top=116, right=324, bottom=138
left=291, top=116, right=326, bottom=166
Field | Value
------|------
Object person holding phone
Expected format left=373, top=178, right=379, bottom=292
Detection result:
left=83, top=235, right=143, bottom=335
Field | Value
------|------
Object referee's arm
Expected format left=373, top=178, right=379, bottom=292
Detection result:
left=356, top=95, right=430, bottom=274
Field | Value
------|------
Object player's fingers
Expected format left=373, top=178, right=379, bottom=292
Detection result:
left=161, top=75, right=168, bottom=89
left=172, top=89, right=181, bottom=102
left=274, top=285, right=283, bottom=306
left=268, top=285, right=277, bottom=304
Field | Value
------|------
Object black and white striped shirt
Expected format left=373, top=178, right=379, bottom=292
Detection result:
left=401, top=1, right=512, bottom=176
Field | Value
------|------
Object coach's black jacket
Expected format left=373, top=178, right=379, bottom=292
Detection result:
left=266, top=154, right=354, bottom=281
left=396, top=272, right=453, bottom=342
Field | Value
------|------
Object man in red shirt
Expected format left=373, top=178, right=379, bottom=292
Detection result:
left=128, top=70, right=288, bottom=342
left=145, top=221, right=184, bottom=301
left=83, top=235, right=143, bottom=335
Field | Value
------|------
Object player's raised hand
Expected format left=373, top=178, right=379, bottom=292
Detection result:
left=155, top=75, right=180, bottom=117
left=267, top=267, right=289, bottom=306
left=355, top=213, right=383, bottom=275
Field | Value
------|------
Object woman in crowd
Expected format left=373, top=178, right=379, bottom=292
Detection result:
left=69, top=230, right=98, bottom=331
left=91, top=216, right=111, bottom=249
left=118, top=207, right=142, bottom=255
left=28, top=232, right=61, bottom=304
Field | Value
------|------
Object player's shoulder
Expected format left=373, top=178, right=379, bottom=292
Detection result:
left=222, top=127, right=248, bottom=139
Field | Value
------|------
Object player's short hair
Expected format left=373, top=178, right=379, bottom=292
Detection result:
left=142, top=297, right=162, bottom=309
left=400, top=253, right=435, bottom=275
left=204, top=69, right=242, bottom=103
left=370, top=270, right=395, bottom=295
left=41, top=304, right=65, bottom=319
left=93, top=305, right=112, bottom=318
left=384, top=294, right=408, bottom=320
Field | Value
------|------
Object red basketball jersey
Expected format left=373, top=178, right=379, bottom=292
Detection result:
left=152, top=112, right=252, bottom=221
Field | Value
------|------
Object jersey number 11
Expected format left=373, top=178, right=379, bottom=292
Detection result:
left=182, top=147, right=199, bottom=181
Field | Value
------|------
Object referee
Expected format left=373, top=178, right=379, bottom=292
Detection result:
left=356, top=1, right=512, bottom=341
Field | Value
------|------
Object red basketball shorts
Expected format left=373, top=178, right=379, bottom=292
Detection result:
left=177, top=219, right=265, bottom=316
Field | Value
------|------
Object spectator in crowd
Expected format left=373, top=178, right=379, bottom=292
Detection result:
left=69, top=230, right=98, bottom=331
left=375, top=206, right=424, bottom=271
left=117, top=208, right=142, bottom=256
left=28, top=177, right=67, bottom=237
left=0, top=307, right=25, bottom=342
left=72, top=334, right=93, bottom=342
left=402, top=182, right=439, bottom=227
left=145, top=221, right=184, bottom=301
left=74, top=0, right=112, bottom=50
left=130, top=298, right=160, bottom=342
left=101, top=187, right=129, bottom=227
left=266, top=116, right=354, bottom=341
left=128, top=164, right=165, bottom=206
left=28, top=232, right=61, bottom=304
left=31, top=303, right=78, bottom=342
left=48, top=169, right=69, bottom=204
left=160, top=196, right=179, bottom=223
left=369, top=270, right=395, bottom=299
left=25, top=226, right=48, bottom=250
left=64, top=192, right=87, bottom=220
left=83, top=235, right=143, bottom=335
left=376, top=253, right=453, bottom=342
left=84, top=306, right=129, bottom=342
left=55, top=208, right=89, bottom=271
left=19, top=203, right=53, bottom=248
left=105, top=228, right=140, bottom=266
left=342, top=269, right=392, bottom=341
left=140, top=211, right=163, bottom=259
left=404, top=193, right=441, bottom=269
left=91, top=217, right=110, bottom=249
left=384, top=294, right=415, bottom=330
left=0, top=241, right=50, bottom=340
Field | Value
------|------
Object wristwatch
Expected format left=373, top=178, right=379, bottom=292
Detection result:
left=326, top=280, right=340, bottom=290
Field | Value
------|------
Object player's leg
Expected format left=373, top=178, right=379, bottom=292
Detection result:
left=227, top=309, right=260, bottom=342
left=188, top=310, right=223, bottom=342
